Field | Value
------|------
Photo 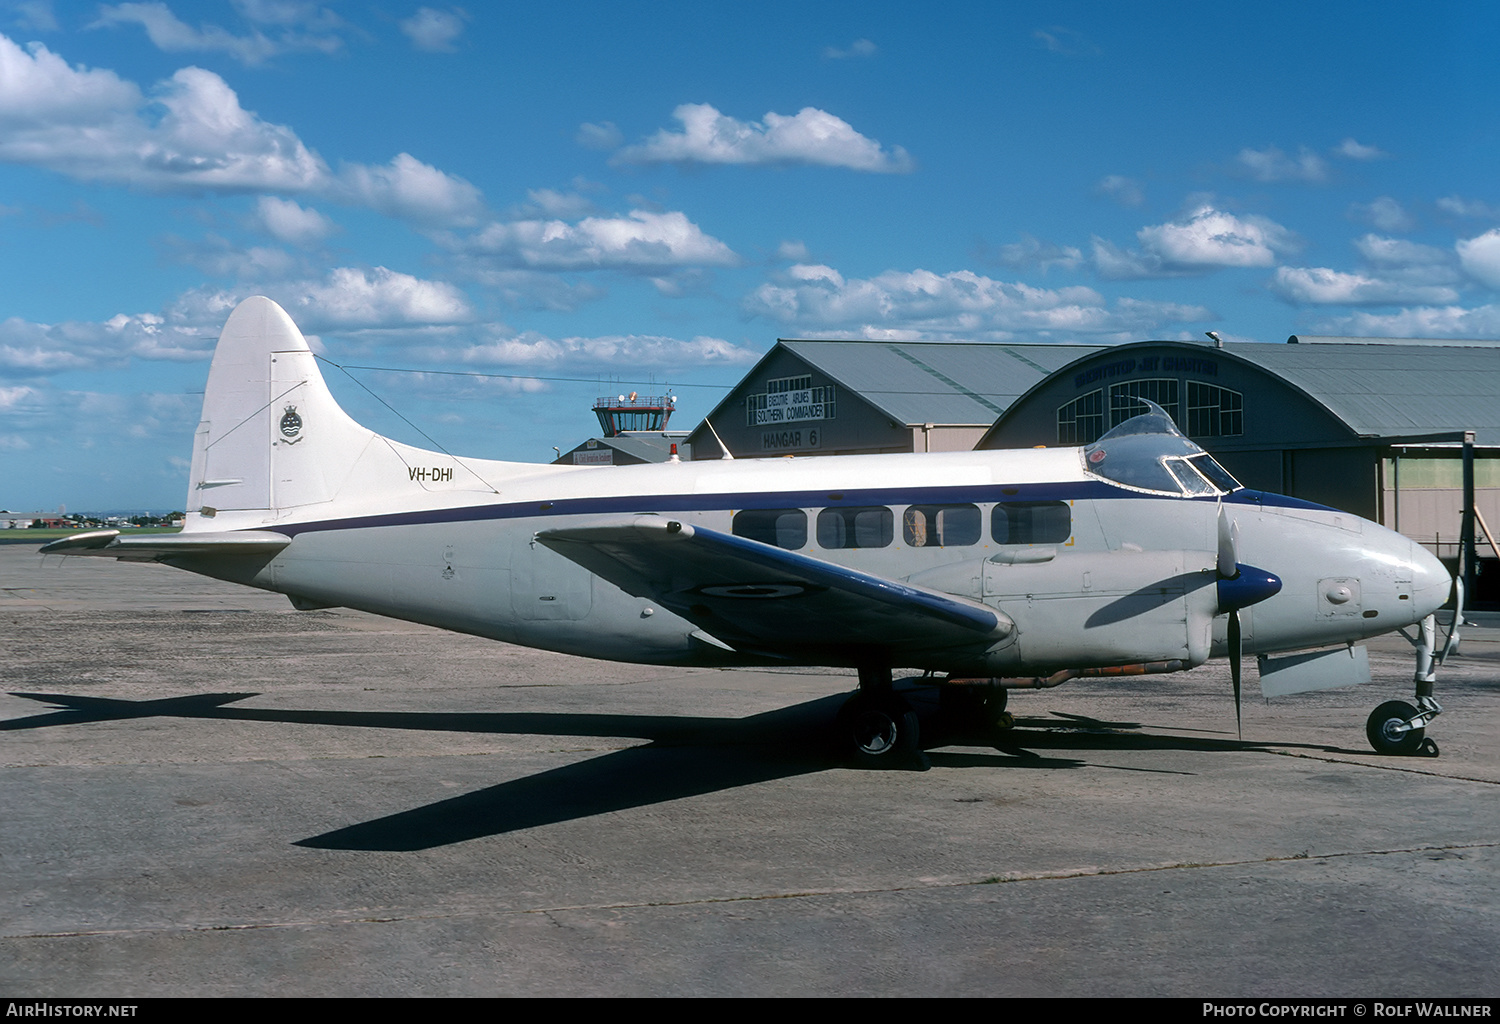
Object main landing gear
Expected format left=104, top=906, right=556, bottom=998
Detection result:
left=837, top=665, right=927, bottom=770
left=837, top=670, right=1017, bottom=769
left=938, top=678, right=1011, bottom=732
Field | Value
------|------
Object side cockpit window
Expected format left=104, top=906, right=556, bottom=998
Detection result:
left=1187, top=453, right=1241, bottom=492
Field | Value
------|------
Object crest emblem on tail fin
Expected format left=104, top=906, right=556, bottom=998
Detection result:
left=280, top=405, right=303, bottom=439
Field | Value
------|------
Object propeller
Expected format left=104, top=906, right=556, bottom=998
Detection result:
left=1215, top=503, right=1282, bottom=740
left=1217, top=503, right=1244, bottom=738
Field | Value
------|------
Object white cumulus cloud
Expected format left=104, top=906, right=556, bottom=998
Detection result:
left=1095, top=206, right=1295, bottom=278
left=1236, top=145, right=1328, bottom=183
left=1457, top=229, right=1500, bottom=290
left=283, top=267, right=475, bottom=329
left=744, top=264, right=1210, bottom=341
left=457, top=209, right=736, bottom=271
left=1270, top=266, right=1458, bottom=306
left=0, top=308, right=214, bottom=374
left=334, top=152, right=485, bottom=227
left=1095, top=175, right=1144, bottom=208
left=613, top=103, right=913, bottom=173
left=1335, top=138, right=1387, bottom=161
left=161, top=267, right=475, bottom=336
left=399, top=7, right=468, bottom=53
left=1349, top=196, right=1415, bottom=233
left=1315, top=305, right=1500, bottom=338
left=0, top=37, right=324, bottom=190
left=0, top=34, right=484, bottom=228
left=252, top=195, right=336, bottom=246
left=822, top=38, right=877, bottom=60
left=575, top=121, right=623, bottom=150
left=435, top=331, right=759, bottom=369
left=1438, top=196, right=1500, bottom=220
left=90, top=1, right=345, bottom=65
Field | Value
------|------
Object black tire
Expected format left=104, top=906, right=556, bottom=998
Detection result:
left=1366, top=700, right=1424, bottom=756
left=840, top=693, right=926, bottom=769
left=939, top=682, right=1009, bottom=730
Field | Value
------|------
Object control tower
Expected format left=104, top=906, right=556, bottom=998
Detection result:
left=593, top=391, right=675, bottom=437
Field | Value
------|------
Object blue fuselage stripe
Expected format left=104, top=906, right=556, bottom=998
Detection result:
left=266, top=482, right=1332, bottom=539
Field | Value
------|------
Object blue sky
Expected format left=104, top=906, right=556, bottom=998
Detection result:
left=1, top=0, right=1497, bottom=511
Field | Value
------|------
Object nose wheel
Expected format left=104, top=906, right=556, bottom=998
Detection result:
left=1365, top=699, right=1439, bottom=757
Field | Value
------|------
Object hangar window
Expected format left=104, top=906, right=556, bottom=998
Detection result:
left=817, top=506, right=894, bottom=549
left=1186, top=383, right=1244, bottom=437
left=902, top=504, right=981, bottom=547
left=733, top=508, right=807, bottom=549
left=1110, top=380, right=1180, bottom=429
left=1057, top=390, right=1104, bottom=444
left=992, top=501, right=1071, bottom=545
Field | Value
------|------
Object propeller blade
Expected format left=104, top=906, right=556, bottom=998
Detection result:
left=1228, top=608, right=1243, bottom=741
left=1440, top=576, right=1463, bottom=663
left=1217, top=504, right=1238, bottom=579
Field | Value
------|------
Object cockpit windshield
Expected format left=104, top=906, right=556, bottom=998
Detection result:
left=1081, top=400, right=1242, bottom=497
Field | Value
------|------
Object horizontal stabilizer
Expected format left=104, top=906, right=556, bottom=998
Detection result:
left=40, top=529, right=291, bottom=562
left=537, top=515, right=1011, bottom=661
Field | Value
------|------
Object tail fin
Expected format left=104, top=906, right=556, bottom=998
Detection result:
left=186, top=296, right=374, bottom=519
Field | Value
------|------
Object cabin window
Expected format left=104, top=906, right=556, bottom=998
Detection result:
left=992, top=501, right=1071, bottom=544
left=732, top=508, right=807, bottom=549
left=817, top=506, right=894, bottom=549
left=902, top=504, right=981, bottom=547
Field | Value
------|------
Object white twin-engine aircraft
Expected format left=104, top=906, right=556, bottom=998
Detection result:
left=45, top=297, right=1456, bottom=765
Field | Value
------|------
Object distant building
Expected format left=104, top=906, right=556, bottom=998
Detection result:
left=1, top=512, right=67, bottom=529
left=552, top=391, right=691, bottom=466
left=552, top=434, right=691, bottom=467
left=684, top=339, right=1102, bottom=460
left=976, top=335, right=1500, bottom=594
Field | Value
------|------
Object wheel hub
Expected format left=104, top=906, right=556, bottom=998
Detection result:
left=852, top=710, right=898, bottom=755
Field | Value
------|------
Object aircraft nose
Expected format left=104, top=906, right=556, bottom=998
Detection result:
left=1408, top=538, right=1454, bottom=620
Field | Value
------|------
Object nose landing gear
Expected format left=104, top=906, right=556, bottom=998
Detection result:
left=1375, top=601, right=1459, bottom=756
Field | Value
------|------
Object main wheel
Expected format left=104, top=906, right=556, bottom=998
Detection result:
left=839, top=693, right=926, bottom=769
left=1366, top=700, right=1424, bottom=756
left=939, top=682, right=1010, bottom=731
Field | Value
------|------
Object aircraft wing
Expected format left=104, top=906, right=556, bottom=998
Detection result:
left=39, top=529, right=291, bottom=562
left=536, top=516, right=1012, bottom=661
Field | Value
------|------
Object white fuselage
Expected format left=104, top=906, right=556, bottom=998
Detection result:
left=184, top=445, right=1449, bottom=675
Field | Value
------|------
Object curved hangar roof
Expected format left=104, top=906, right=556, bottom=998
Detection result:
left=979, top=335, right=1500, bottom=450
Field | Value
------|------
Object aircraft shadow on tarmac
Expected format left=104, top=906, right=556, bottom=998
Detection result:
left=5, top=688, right=1337, bottom=851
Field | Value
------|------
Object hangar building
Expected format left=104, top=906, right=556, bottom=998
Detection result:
left=976, top=336, right=1500, bottom=574
left=684, top=339, right=1102, bottom=460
